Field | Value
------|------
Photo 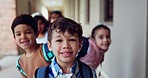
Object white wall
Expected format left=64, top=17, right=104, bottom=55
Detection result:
left=79, top=0, right=101, bottom=37
left=102, top=0, right=147, bottom=78
left=77, top=0, right=147, bottom=78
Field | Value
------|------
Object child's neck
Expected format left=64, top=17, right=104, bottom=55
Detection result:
left=38, top=33, right=45, bottom=38
left=25, top=44, right=40, bottom=57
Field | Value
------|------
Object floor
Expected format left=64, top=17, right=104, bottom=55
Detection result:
left=0, top=55, right=108, bottom=78
left=0, top=55, right=21, bottom=78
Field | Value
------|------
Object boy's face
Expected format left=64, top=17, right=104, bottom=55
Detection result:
left=94, top=28, right=111, bottom=52
left=48, top=30, right=81, bottom=64
left=14, top=24, right=36, bottom=50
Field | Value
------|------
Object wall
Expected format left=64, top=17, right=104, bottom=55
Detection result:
left=16, top=0, right=30, bottom=15
left=0, top=0, right=18, bottom=56
left=78, top=0, right=147, bottom=78
left=102, top=0, right=147, bottom=78
left=79, top=0, right=97, bottom=37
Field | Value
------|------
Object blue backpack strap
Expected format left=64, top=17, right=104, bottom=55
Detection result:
left=16, top=57, right=27, bottom=77
left=35, top=66, right=49, bottom=78
left=77, top=36, right=89, bottom=59
left=78, top=60, right=93, bottom=78
left=42, top=43, right=54, bottom=62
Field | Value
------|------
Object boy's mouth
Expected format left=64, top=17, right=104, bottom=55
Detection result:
left=21, top=40, right=30, bottom=46
left=60, top=52, right=73, bottom=57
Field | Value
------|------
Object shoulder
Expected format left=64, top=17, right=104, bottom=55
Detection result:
left=16, top=55, right=27, bottom=77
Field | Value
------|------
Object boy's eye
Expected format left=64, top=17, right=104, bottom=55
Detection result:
left=15, top=33, right=21, bottom=36
left=56, top=39, right=62, bottom=42
left=69, top=39, right=76, bottom=41
left=25, top=31, right=32, bottom=34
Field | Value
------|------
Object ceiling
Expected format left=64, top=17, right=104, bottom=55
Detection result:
left=41, top=0, right=64, bottom=7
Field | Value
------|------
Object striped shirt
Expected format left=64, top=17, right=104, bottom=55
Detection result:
left=47, top=57, right=97, bottom=78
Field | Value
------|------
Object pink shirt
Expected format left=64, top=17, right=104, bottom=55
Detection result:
left=80, top=38, right=104, bottom=69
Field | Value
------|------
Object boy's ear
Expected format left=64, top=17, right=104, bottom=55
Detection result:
left=47, top=41, right=52, bottom=51
left=79, top=41, right=82, bottom=50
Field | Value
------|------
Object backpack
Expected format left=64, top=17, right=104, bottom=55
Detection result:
left=35, top=60, right=93, bottom=78
left=77, top=37, right=89, bottom=59
left=42, top=43, right=54, bottom=62
left=16, top=43, right=54, bottom=77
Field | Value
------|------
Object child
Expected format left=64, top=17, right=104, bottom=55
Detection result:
left=78, top=24, right=111, bottom=69
left=11, top=14, right=54, bottom=78
left=35, top=17, right=97, bottom=78
left=33, top=15, right=49, bottom=44
left=77, top=24, right=111, bottom=77
left=49, top=10, right=63, bottom=23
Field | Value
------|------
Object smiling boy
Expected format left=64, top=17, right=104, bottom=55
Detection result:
left=35, top=17, right=97, bottom=78
left=11, top=14, right=54, bottom=78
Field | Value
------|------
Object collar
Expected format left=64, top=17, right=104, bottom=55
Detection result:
left=49, top=57, right=79, bottom=77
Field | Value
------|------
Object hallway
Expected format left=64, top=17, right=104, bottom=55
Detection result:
left=0, top=0, right=147, bottom=78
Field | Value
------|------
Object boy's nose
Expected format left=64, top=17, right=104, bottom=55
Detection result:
left=63, top=46, right=70, bottom=49
left=63, top=41, right=70, bottom=49
left=21, top=34, right=26, bottom=39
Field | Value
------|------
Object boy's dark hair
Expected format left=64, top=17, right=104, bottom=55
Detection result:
left=11, top=14, right=38, bottom=37
left=91, top=24, right=111, bottom=39
left=48, top=17, right=83, bottom=42
left=34, top=15, right=48, bottom=33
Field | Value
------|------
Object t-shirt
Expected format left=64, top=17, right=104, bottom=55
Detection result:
left=36, top=32, right=48, bottom=44
left=19, top=45, right=50, bottom=78
left=79, top=38, right=104, bottom=69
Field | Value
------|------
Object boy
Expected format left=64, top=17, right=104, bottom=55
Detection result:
left=35, top=17, right=97, bottom=78
left=11, top=14, right=54, bottom=78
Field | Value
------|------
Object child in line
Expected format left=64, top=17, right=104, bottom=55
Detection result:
left=35, top=17, right=97, bottom=78
left=78, top=24, right=111, bottom=76
left=49, top=10, right=64, bottom=23
left=33, top=15, right=49, bottom=44
left=11, top=14, right=54, bottom=78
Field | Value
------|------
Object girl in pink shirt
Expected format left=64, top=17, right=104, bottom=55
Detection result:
left=78, top=24, right=111, bottom=69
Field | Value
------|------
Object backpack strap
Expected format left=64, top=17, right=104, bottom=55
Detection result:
left=77, top=37, right=89, bottom=59
left=78, top=60, right=93, bottom=78
left=42, top=43, right=54, bottom=62
left=35, top=66, right=49, bottom=78
left=16, top=57, right=27, bottom=77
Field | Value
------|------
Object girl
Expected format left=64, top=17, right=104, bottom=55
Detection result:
left=78, top=24, right=111, bottom=69
left=33, top=15, right=49, bottom=44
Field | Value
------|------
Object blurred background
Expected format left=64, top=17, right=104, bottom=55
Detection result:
left=0, top=0, right=147, bottom=78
